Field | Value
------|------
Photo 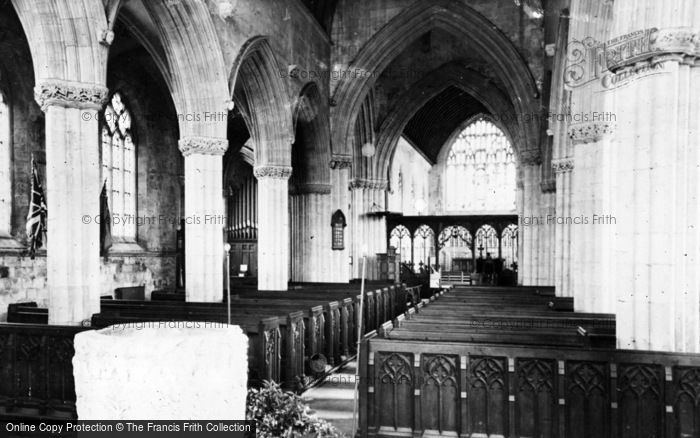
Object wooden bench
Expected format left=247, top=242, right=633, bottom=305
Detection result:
left=114, top=286, right=145, bottom=300
left=7, top=302, right=47, bottom=324
left=357, top=337, right=700, bottom=438
left=93, top=303, right=305, bottom=387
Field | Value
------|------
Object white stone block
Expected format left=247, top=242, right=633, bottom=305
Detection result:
left=73, top=323, right=248, bottom=420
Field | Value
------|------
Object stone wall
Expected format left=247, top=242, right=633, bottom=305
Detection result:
left=0, top=253, right=177, bottom=322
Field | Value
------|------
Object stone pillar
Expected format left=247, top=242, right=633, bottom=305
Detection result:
left=564, top=0, right=700, bottom=351
left=518, top=158, right=541, bottom=286
left=179, top=137, right=228, bottom=302
left=608, top=28, right=700, bottom=352
left=34, top=80, right=108, bottom=325
left=329, top=157, right=352, bottom=282
left=569, top=123, right=616, bottom=314
left=538, top=185, right=556, bottom=286
left=255, top=166, right=291, bottom=291
left=290, top=185, right=332, bottom=282
left=349, top=178, right=387, bottom=280
left=553, top=158, right=574, bottom=297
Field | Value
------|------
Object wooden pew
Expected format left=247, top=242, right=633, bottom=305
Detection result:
left=92, top=305, right=305, bottom=388
left=7, top=302, right=48, bottom=324
left=114, top=286, right=145, bottom=300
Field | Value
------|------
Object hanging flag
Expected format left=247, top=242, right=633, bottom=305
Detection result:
left=26, top=157, right=47, bottom=259
left=100, top=180, right=112, bottom=256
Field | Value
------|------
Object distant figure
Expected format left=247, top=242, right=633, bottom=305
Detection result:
left=484, top=253, right=495, bottom=284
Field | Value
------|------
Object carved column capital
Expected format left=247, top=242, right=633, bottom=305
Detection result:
left=348, top=178, right=388, bottom=191
left=552, top=158, right=575, bottom=174
left=34, top=80, right=109, bottom=112
left=606, top=27, right=700, bottom=71
left=568, top=122, right=615, bottom=144
left=254, top=165, right=293, bottom=180
left=178, top=137, right=228, bottom=157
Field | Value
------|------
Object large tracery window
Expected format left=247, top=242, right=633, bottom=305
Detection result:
left=444, top=117, right=516, bottom=212
left=0, top=91, right=11, bottom=238
left=101, top=93, right=136, bottom=241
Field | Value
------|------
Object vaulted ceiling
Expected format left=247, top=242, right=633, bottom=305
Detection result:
left=402, top=86, right=487, bottom=163
left=300, top=0, right=339, bottom=33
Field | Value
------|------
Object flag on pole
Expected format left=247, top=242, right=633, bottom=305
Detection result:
left=100, top=180, right=112, bottom=256
left=26, top=157, right=47, bottom=259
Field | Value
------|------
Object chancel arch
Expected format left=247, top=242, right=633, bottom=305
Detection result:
left=376, top=63, right=521, bottom=184
left=331, top=0, right=540, bottom=169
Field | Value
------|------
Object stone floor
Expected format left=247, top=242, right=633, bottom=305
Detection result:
left=302, top=361, right=358, bottom=437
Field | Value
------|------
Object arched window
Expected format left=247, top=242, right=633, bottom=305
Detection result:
left=475, top=224, right=499, bottom=259
left=0, top=90, right=11, bottom=238
left=413, top=225, right=435, bottom=270
left=389, top=225, right=411, bottom=264
left=331, top=210, right=346, bottom=250
left=101, top=92, right=136, bottom=241
left=501, top=224, right=518, bottom=270
left=444, top=117, right=516, bottom=213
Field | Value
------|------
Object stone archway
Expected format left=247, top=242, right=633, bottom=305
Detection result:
left=229, top=36, right=294, bottom=290
left=331, top=0, right=540, bottom=168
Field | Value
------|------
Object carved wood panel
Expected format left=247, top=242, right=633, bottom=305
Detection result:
left=566, top=361, right=609, bottom=438
left=516, top=358, right=556, bottom=438
left=469, top=356, right=508, bottom=436
left=376, top=352, right=414, bottom=432
left=674, top=367, right=700, bottom=438
left=421, top=354, right=459, bottom=434
left=617, top=364, right=663, bottom=438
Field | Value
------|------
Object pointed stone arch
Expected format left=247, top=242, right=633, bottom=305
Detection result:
left=331, top=0, right=540, bottom=167
left=376, top=62, right=521, bottom=182
left=11, top=0, right=109, bottom=86
left=230, top=36, right=293, bottom=167
left=292, top=82, right=331, bottom=188
left=143, top=0, right=229, bottom=139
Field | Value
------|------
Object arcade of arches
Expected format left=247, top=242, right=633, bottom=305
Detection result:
left=0, top=0, right=699, bottom=361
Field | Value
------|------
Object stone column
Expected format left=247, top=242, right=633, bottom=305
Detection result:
left=607, top=25, right=700, bottom=352
left=518, top=156, right=541, bottom=286
left=179, top=137, right=228, bottom=302
left=329, top=157, right=352, bottom=282
left=349, top=178, right=388, bottom=280
left=569, top=123, right=616, bottom=314
left=34, top=80, right=108, bottom=325
left=290, top=185, right=332, bottom=282
left=553, top=158, right=574, bottom=297
left=255, top=166, right=291, bottom=291
left=538, top=184, right=556, bottom=286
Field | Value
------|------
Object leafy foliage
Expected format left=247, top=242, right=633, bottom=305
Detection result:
left=246, top=380, right=345, bottom=438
